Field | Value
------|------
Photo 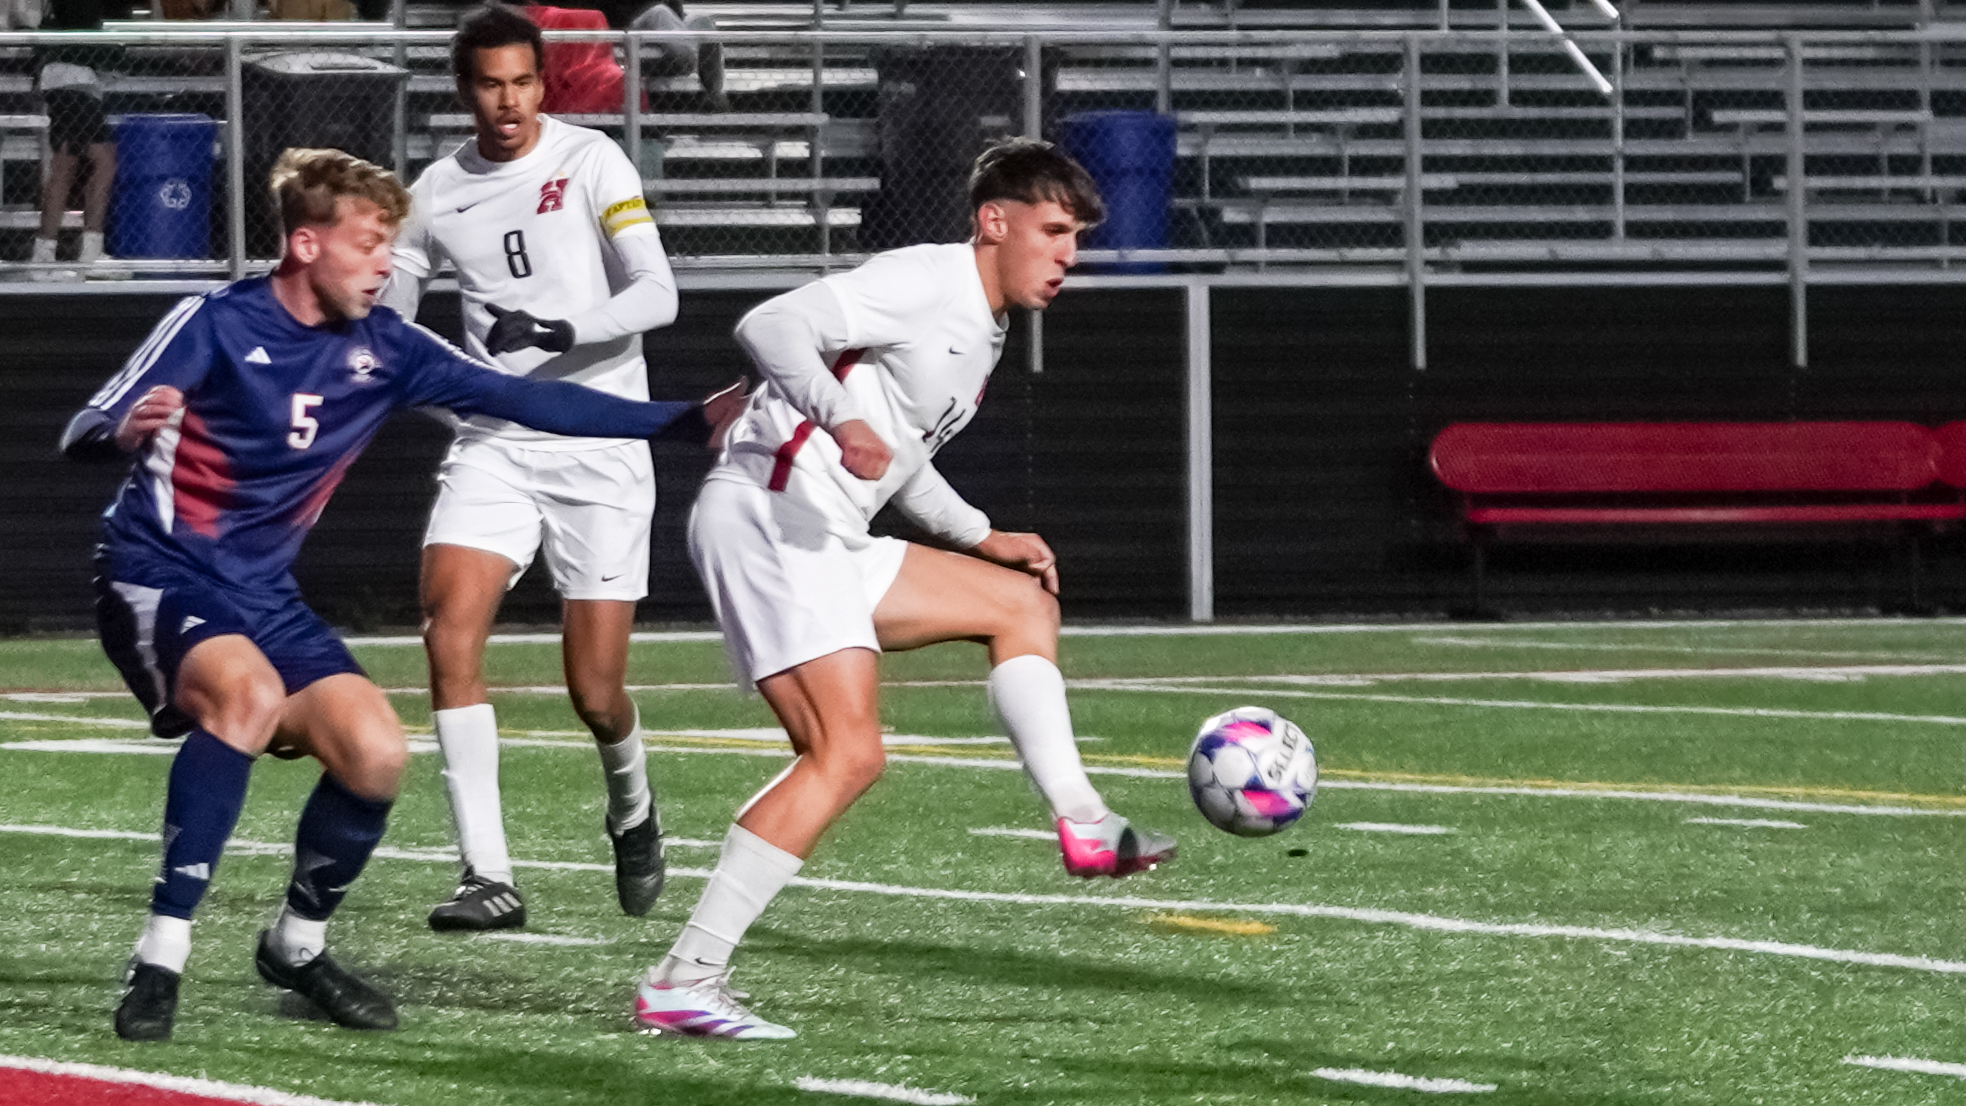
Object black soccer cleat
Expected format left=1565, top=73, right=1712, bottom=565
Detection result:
left=427, top=869, right=526, bottom=932
left=253, top=930, right=398, bottom=1031
left=609, top=811, right=666, bottom=917
left=114, top=960, right=180, bottom=1041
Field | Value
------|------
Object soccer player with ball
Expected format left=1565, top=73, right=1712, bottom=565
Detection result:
left=630, top=139, right=1180, bottom=1040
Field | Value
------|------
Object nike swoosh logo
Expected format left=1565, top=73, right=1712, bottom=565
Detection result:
left=455, top=199, right=488, bottom=214
left=601, top=573, right=624, bottom=582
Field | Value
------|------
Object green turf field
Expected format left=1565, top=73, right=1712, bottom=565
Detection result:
left=5, top=619, right=1966, bottom=1104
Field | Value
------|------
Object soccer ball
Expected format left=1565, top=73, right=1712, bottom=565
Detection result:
left=1186, top=706, right=1318, bottom=837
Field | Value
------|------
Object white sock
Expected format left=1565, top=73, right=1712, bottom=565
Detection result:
left=434, top=703, right=512, bottom=885
left=988, top=654, right=1108, bottom=824
left=597, top=705, right=653, bottom=833
left=31, top=236, right=55, bottom=263
left=267, top=904, right=327, bottom=967
left=134, top=913, right=191, bottom=974
left=653, top=824, right=802, bottom=986
left=79, top=229, right=105, bottom=263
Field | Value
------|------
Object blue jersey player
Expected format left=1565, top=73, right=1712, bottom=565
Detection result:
left=61, top=148, right=741, bottom=1042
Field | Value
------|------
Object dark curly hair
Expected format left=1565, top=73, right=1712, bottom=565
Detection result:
left=452, top=3, right=545, bottom=83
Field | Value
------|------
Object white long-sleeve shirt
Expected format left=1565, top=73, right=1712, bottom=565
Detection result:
left=715, top=242, right=1005, bottom=548
left=381, top=115, right=678, bottom=451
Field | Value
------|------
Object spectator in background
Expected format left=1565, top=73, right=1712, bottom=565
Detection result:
left=3, top=0, right=42, bottom=30
left=268, top=0, right=350, bottom=21
left=627, top=0, right=725, bottom=111
left=30, top=0, right=129, bottom=281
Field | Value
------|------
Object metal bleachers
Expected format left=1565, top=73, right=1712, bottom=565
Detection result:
left=12, top=4, right=1966, bottom=273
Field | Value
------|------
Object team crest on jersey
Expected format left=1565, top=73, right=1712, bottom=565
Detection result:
left=347, top=346, right=380, bottom=383
left=537, top=176, right=570, bottom=214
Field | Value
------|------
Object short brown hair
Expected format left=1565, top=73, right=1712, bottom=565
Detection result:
left=269, top=148, right=411, bottom=238
left=969, top=138, right=1105, bottom=227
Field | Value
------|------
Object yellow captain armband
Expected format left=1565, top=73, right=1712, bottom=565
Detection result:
left=601, top=196, right=654, bottom=237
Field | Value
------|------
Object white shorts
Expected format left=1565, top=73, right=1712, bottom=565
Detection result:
left=688, top=475, right=909, bottom=688
left=423, top=438, right=655, bottom=602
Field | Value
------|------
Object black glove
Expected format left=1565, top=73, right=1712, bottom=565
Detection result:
left=485, top=304, right=575, bottom=356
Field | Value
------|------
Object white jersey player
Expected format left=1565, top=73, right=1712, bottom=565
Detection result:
left=379, top=3, right=690, bottom=932
left=631, top=140, right=1178, bottom=1041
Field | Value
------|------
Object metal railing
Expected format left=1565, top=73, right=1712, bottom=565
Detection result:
left=8, top=26, right=1966, bottom=281
left=15, top=24, right=1966, bottom=620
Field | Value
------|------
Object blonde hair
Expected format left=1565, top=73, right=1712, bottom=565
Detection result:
left=269, top=148, right=411, bottom=237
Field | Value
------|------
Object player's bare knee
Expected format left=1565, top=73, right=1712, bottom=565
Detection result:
left=1002, top=576, right=1061, bottom=638
left=821, top=740, right=886, bottom=792
left=200, top=672, right=285, bottom=750
left=844, top=748, right=887, bottom=792
left=567, top=682, right=629, bottom=735
left=344, top=730, right=409, bottom=798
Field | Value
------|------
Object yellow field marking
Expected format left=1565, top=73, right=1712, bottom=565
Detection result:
left=1145, top=913, right=1277, bottom=937
left=1323, top=768, right=1966, bottom=809
left=1086, top=752, right=1186, bottom=768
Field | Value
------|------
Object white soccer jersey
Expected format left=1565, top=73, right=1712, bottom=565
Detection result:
left=714, top=242, right=1005, bottom=547
left=389, top=115, right=664, bottom=450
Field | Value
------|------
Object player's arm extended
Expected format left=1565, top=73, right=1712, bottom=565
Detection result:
left=404, top=330, right=726, bottom=443
left=434, top=365, right=708, bottom=441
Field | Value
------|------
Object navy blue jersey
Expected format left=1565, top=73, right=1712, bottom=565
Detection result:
left=72, top=277, right=696, bottom=594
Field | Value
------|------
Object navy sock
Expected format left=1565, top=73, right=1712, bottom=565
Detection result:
left=151, top=729, right=255, bottom=920
left=285, top=773, right=392, bottom=922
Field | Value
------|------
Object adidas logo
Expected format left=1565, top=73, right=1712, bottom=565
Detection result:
left=485, top=892, right=521, bottom=916
left=245, top=346, right=272, bottom=365
left=179, top=615, right=205, bottom=634
left=172, top=862, right=210, bottom=881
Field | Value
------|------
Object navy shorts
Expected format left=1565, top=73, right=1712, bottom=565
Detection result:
left=94, top=556, right=365, bottom=739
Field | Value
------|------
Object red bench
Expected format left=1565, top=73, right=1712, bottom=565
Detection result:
left=1428, top=421, right=1966, bottom=614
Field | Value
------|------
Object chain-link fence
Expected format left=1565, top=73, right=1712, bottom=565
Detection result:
left=7, top=25, right=1966, bottom=280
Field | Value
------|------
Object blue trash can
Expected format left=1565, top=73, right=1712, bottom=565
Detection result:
left=109, top=114, right=217, bottom=261
left=1061, top=110, right=1176, bottom=273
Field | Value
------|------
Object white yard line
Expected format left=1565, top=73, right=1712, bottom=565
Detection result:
left=0, top=1054, right=385, bottom=1106
left=968, top=827, right=1055, bottom=840
left=1320, top=779, right=1962, bottom=818
left=1311, top=1067, right=1497, bottom=1093
left=1843, top=1055, right=1966, bottom=1079
left=477, top=933, right=611, bottom=947
left=1686, top=817, right=1807, bottom=829
left=1, top=738, right=177, bottom=754
left=793, top=1077, right=974, bottom=1104
left=0, top=710, right=150, bottom=728
left=1100, top=663, right=1966, bottom=685
left=9, top=821, right=1966, bottom=978
left=1336, top=822, right=1455, bottom=835
left=8, top=730, right=1965, bottom=820
left=330, top=616, right=1966, bottom=647
left=1415, top=636, right=1954, bottom=663
left=782, top=874, right=1966, bottom=977
left=1078, top=679, right=1966, bottom=728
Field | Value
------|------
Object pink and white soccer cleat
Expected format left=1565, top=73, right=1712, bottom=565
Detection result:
left=634, top=973, right=796, bottom=1040
left=1058, top=813, right=1177, bottom=878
